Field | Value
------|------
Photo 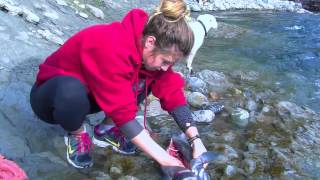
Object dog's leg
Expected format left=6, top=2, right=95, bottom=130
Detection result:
left=186, top=52, right=196, bottom=75
left=197, top=0, right=204, bottom=6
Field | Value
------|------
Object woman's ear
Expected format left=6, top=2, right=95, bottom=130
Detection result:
left=144, top=36, right=156, bottom=50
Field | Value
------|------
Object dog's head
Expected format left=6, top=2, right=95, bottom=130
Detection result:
left=197, top=14, right=218, bottom=31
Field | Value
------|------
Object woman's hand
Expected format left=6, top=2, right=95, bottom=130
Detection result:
left=191, top=138, right=208, bottom=168
left=191, top=138, right=207, bottom=159
left=184, top=127, right=207, bottom=159
left=131, top=130, right=185, bottom=168
left=160, top=153, right=185, bottom=167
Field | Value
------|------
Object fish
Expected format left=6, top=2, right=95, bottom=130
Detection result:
left=162, top=134, right=221, bottom=180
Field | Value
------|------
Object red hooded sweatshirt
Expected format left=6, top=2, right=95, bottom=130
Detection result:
left=36, top=9, right=187, bottom=127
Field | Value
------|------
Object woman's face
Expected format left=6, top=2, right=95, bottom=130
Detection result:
left=142, top=36, right=182, bottom=71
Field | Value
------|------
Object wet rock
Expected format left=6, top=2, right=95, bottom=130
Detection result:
left=43, top=9, right=59, bottom=20
left=0, top=70, right=11, bottom=83
left=18, top=151, right=77, bottom=179
left=15, top=31, right=29, bottom=42
left=225, top=165, right=237, bottom=176
left=299, top=0, right=320, bottom=11
left=146, top=100, right=168, bottom=117
left=21, top=7, right=40, bottom=24
left=192, top=110, right=215, bottom=123
left=222, top=132, right=236, bottom=142
left=196, top=70, right=232, bottom=93
left=110, top=165, right=122, bottom=176
left=210, top=22, right=248, bottom=39
left=255, top=89, right=275, bottom=103
left=56, top=0, right=68, bottom=6
left=187, top=92, right=209, bottom=108
left=208, top=91, right=220, bottom=100
left=118, top=175, right=139, bottom=180
left=243, top=159, right=256, bottom=174
left=276, top=101, right=309, bottom=120
left=230, top=70, right=259, bottom=82
left=201, top=101, right=225, bottom=114
left=0, top=114, right=31, bottom=158
left=246, top=99, right=258, bottom=112
left=90, top=171, right=112, bottom=180
left=230, top=108, right=250, bottom=127
left=86, top=4, right=105, bottom=19
left=186, top=76, right=207, bottom=94
left=0, top=1, right=22, bottom=15
left=37, top=29, right=64, bottom=45
left=228, top=87, right=242, bottom=96
left=226, top=145, right=239, bottom=159
left=262, top=105, right=272, bottom=114
left=78, top=11, right=89, bottom=18
left=246, top=143, right=257, bottom=152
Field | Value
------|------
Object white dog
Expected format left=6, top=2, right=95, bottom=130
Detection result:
left=186, top=14, right=218, bottom=74
left=196, top=0, right=207, bottom=6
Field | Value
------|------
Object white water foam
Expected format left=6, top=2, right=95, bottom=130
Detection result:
left=284, top=25, right=304, bottom=30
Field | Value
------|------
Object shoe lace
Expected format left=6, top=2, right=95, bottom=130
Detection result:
left=75, top=133, right=92, bottom=153
left=109, top=127, right=126, bottom=148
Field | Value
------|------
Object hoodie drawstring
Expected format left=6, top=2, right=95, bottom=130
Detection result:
left=143, top=78, right=151, bottom=134
left=134, top=69, right=151, bottom=134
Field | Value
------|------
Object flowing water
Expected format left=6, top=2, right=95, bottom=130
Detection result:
left=194, top=11, right=320, bottom=112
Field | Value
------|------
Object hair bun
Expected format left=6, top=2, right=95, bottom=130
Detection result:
left=154, top=0, right=189, bottom=22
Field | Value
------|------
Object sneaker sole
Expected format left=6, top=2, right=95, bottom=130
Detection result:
left=64, top=136, right=93, bottom=169
left=92, top=136, right=136, bottom=155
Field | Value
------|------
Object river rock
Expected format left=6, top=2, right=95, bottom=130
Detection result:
left=243, top=158, right=256, bottom=174
left=146, top=100, right=168, bottom=117
left=201, top=101, right=225, bottom=114
left=186, top=76, right=207, bottom=94
left=187, top=91, right=209, bottom=108
left=297, top=0, right=320, bottom=11
left=37, top=29, right=64, bottom=45
left=118, top=175, right=140, bottom=180
left=86, top=4, right=105, bottom=19
left=230, top=70, right=259, bottom=82
left=246, top=99, right=258, bottom=112
left=196, top=70, right=232, bottom=93
left=21, top=7, right=40, bottom=24
left=224, top=144, right=239, bottom=160
left=230, top=108, right=250, bottom=127
left=110, top=165, right=122, bottom=176
left=209, top=91, right=220, bottom=100
left=276, top=101, right=309, bottom=120
left=192, top=110, right=215, bottom=123
left=222, top=131, right=236, bottom=142
left=56, top=0, right=68, bottom=6
left=225, top=165, right=237, bottom=176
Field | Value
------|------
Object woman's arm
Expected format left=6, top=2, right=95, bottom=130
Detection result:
left=185, top=126, right=207, bottom=159
left=119, top=118, right=184, bottom=167
left=131, top=129, right=185, bottom=167
left=169, top=105, right=208, bottom=159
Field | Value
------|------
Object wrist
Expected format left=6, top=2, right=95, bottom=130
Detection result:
left=190, top=138, right=202, bottom=148
left=188, top=134, right=200, bottom=145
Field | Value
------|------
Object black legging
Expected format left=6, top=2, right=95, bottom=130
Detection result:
left=30, top=75, right=150, bottom=132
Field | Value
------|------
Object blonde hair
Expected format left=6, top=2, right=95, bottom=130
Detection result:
left=143, top=0, right=194, bottom=57
left=149, top=0, right=191, bottom=23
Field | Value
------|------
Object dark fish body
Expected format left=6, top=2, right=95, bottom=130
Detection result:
left=162, top=134, right=221, bottom=180
left=171, top=136, right=193, bottom=168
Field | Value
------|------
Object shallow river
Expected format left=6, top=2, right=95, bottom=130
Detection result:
left=194, top=10, right=320, bottom=112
